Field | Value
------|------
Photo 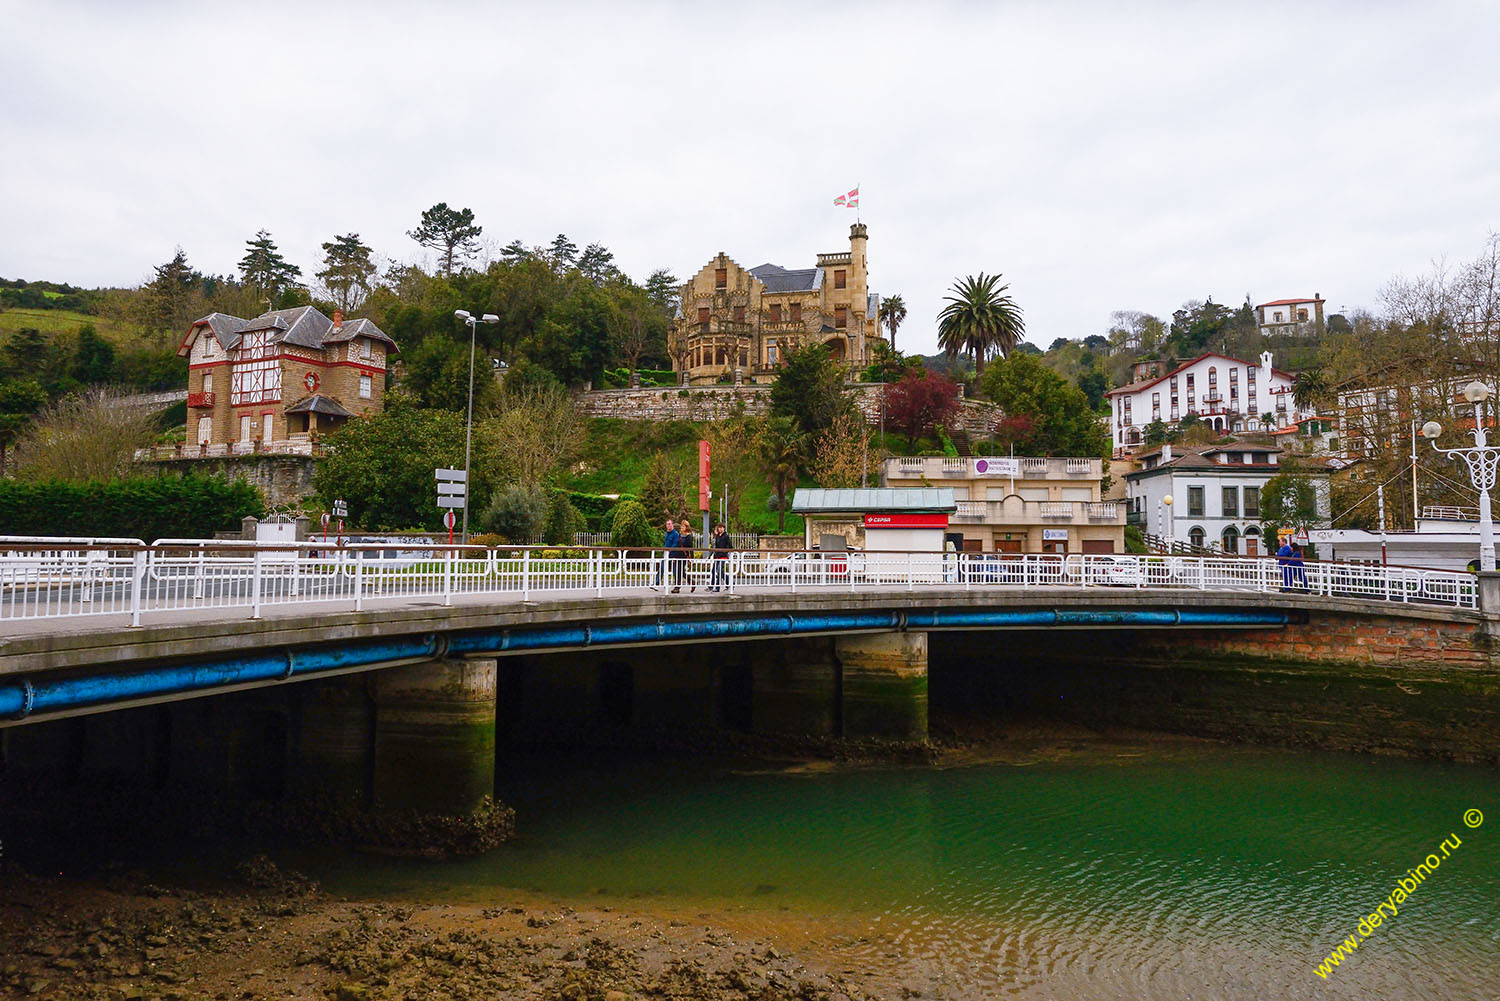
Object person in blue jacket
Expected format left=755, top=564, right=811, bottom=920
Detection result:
left=1276, top=538, right=1295, bottom=592
left=652, top=517, right=678, bottom=591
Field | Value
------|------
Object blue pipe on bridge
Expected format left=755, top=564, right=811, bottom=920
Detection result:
left=1, top=606, right=1291, bottom=724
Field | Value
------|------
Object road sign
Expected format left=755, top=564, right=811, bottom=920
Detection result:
left=443, top=510, right=456, bottom=530
left=434, top=468, right=467, bottom=482
left=320, top=512, right=331, bottom=528
left=332, top=499, right=348, bottom=518
left=698, top=440, right=711, bottom=511
left=437, top=496, right=466, bottom=508
left=437, top=481, right=467, bottom=496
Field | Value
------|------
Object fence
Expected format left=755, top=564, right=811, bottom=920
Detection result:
left=0, top=538, right=1479, bottom=627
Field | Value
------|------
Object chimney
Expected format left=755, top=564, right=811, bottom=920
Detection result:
left=332, top=309, right=344, bottom=331
left=1161, top=443, right=1172, bottom=464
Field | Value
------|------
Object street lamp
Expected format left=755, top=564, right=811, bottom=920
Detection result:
left=1421, top=380, right=1498, bottom=572
left=1163, top=494, right=1174, bottom=551
left=454, top=309, right=499, bottom=543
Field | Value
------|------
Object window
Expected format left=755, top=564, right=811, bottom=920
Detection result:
left=739, top=349, right=748, bottom=367
left=1208, top=367, right=1218, bottom=388
left=1170, top=403, right=1179, bottom=420
left=1222, top=486, right=1238, bottom=516
left=770, top=304, right=782, bottom=323
left=1189, top=526, right=1206, bottom=549
left=1273, top=310, right=1284, bottom=322
left=732, top=305, right=745, bottom=323
left=239, top=415, right=252, bottom=441
left=229, top=331, right=281, bottom=405
left=360, top=338, right=373, bottom=360
left=835, top=269, right=846, bottom=289
left=1243, top=486, right=1260, bottom=516
left=359, top=374, right=372, bottom=399
left=1152, top=392, right=1160, bottom=419
left=697, top=306, right=710, bottom=324
left=790, top=303, right=802, bottom=323
left=715, top=268, right=727, bottom=289
left=1229, top=368, right=1238, bottom=399
left=835, top=307, right=847, bottom=328
left=1221, top=525, right=1240, bottom=554
left=1170, top=375, right=1178, bottom=391
left=1297, top=309, right=1308, bottom=321
left=202, top=372, right=213, bottom=392
left=1188, top=486, right=1204, bottom=517
left=767, top=339, right=778, bottom=365
left=261, top=412, right=275, bottom=442
left=196, top=416, right=211, bottom=445
left=1124, top=399, right=1132, bottom=422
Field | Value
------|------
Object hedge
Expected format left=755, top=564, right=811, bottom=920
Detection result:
left=0, top=474, right=264, bottom=541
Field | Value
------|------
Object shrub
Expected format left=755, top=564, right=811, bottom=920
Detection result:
left=482, top=483, right=548, bottom=541
left=598, top=505, right=618, bottom=535
left=0, top=474, right=262, bottom=540
left=609, top=499, right=654, bottom=549
left=467, top=532, right=505, bottom=548
left=544, top=493, right=588, bottom=545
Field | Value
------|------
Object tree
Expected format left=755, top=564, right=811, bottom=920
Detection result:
left=609, top=499, right=654, bottom=549
left=314, top=398, right=469, bottom=530
left=14, top=387, right=159, bottom=482
left=399, top=332, right=502, bottom=413
left=1076, top=367, right=1108, bottom=410
left=884, top=368, right=959, bottom=444
left=577, top=243, right=620, bottom=285
left=936, top=273, right=1025, bottom=379
left=614, top=287, right=666, bottom=382
left=759, top=417, right=805, bottom=532
left=770, top=343, right=854, bottom=437
left=238, top=230, right=301, bottom=296
left=141, top=247, right=202, bottom=339
left=544, top=493, right=588, bottom=545
left=878, top=293, right=907, bottom=352
left=548, top=234, right=578, bottom=269
left=482, top=483, right=549, bottom=542
left=1260, top=468, right=1323, bottom=541
left=0, top=378, right=47, bottom=475
left=980, top=351, right=1107, bottom=458
left=1259, top=412, right=1276, bottom=432
left=806, top=411, right=875, bottom=489
left=479, top=383, right=587, bottom=490
left=1293, top=366, right=1329, bottom=413
left=407, top=203, right=483, bottom=278
left=316, top=233, right=377, bottom=311
left=644, top=268, right=680, bottom=316
left=70, top=324, right=116, bottom=385
left=1143, top=419, right=1168, bottom=446
left=860, top=341, right=922, bottom=384
left=500, top=239, right=531, bottom=263
left=640, top=449, right=692, bottom=521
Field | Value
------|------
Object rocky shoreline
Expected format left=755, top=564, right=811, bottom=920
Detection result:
left=0, top=860, right=892, bottom=1001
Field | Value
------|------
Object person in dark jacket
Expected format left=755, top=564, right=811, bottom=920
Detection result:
left=671, top=518, right=694, bottom=592
left=653, top=518, right=678, bottom=591
left=709, top=523, right=732, bottom=591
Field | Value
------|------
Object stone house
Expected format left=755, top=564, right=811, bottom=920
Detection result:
left=671, top=224, right=885, bottom=385
left=177, top=306, right=397, bottom=451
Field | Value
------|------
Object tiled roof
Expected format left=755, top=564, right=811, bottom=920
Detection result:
left=1105, top=351, right=1296, bottom=397
left=1257, top=297, right=1322, bottom=307
left=284, top=393, right=356, bottom=417
left=183, top=306, right=397, bottom=357
left=750, top=263, right=821, bottom=293
left=791, top=487, right=956, bottom=513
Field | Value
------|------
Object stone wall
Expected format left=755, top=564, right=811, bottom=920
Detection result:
left=138, top=454, right=317, bottom=509
left=576, top=384, right=1002, bottom=437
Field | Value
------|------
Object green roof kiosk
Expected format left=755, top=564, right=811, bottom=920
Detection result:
left=790, top=488, right=956, bottom=553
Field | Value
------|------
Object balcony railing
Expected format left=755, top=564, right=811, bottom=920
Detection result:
left=134, top=439, right=323, bottom=461
left=186, top=391, right=215, bottom=408
left=949, top=499, right=1125, bottom=525
left=883, top=456, right=1103, bottom=480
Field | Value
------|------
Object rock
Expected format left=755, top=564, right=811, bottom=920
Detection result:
left=330, top=984, right=369, bottom=1001
left=605, top=991, right=628, bottom=1001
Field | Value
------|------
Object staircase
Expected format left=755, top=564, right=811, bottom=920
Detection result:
left=948, top=429, right=973, bottom=456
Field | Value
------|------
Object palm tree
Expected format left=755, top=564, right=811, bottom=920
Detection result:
left=1293, top=366, right=1328, bottom=413
left=936, top=273, right=1025, bottom=379
left=878, top=294, right=907, bottom=353
left=1260, top=412, right=1276, bottom=432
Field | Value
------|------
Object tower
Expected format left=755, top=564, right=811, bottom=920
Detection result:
left=849, top=223, right=870, bottom=360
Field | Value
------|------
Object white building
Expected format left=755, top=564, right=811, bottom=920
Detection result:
left=1105, top=351, right=1307, bottom=457
left=1124, top=442, right=1329, bottom=556
left=1255, top=295, right=1325, bottom=337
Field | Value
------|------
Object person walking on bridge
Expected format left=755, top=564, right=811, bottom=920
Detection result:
left=672, top=518, right=695, bottom=592
left=709, top=522, right=732, bottom=591
left=653, top=517, right=678, bottom=591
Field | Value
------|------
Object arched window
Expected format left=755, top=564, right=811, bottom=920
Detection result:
left=1221, top=525, right=1240, bottom=555
left=1189, top=527, right=1206, bottom=550
left=1208, top=366, right=1218, bottom=387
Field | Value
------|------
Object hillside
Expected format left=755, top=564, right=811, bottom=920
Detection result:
left=0, top=306, right=137, bottom=345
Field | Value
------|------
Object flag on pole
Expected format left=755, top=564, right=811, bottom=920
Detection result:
left=833, top=186, right=860, bottom=208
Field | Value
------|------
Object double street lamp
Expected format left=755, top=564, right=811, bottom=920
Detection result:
left=454, top=309, right=499, bottom=543
left=1421, top=380, right=1498, bottom=572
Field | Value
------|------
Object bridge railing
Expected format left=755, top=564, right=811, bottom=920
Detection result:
left=0, top=540, right=1480, bottom=627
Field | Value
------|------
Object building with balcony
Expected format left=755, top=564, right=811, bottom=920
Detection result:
left=1123, top=442, right=1329, bottom=556
left=1105, top=350, right=1308, bottom=456
left=1255, top=294, right=1325, bottom=337
left=879, top=455, right=1124, bottom=554
left=176, top=306, right=397, bottom=452
left=671, top=224, right=884, bottom=385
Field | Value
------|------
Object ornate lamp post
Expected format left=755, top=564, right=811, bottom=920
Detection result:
left=1421, top=380, right=1497, bottom=572
left=1163, top=494, right=1174, bottom=551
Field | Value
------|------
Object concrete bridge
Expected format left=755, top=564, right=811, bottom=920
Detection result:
left=4, top=545, right=1498, bottom=822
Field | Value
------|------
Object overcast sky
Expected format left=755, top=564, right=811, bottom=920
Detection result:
left=3, top=0, right=1498, bottom=354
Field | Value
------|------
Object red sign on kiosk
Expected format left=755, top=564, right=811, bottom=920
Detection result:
left=864, top=513, right=950, bottom=528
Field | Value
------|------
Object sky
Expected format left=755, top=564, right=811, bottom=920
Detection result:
left=3, top=0, right=1498, bottom=355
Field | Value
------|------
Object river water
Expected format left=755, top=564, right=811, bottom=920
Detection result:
left=294, top=744, right=1497, bottom=1000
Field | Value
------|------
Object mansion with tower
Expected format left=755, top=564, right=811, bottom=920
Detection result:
left=671, top=224, right=885, bottom=384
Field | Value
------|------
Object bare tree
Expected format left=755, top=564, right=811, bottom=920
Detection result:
left=477, top=384, right=586, bottom=490
left=15, top=388, right=159, bottom=482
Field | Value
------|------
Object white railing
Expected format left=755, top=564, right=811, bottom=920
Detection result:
left=1422, top=505, right=1479, bottom=522
left=0, top=539, right=1480, bottom=627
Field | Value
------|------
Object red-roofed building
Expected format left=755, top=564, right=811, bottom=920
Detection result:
left=1104, top=351, right=1309, bottom=457
left=1255, top=294, right=1325, bottom=337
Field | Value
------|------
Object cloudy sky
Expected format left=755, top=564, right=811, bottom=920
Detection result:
left=3, top=0, right=1497, bottom=354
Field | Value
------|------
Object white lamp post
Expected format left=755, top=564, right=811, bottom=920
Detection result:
left=1163, top=494, right=1174, bottom=551
left=454, top=309, right=500, bottom=543
left=1421, top=380, right=1498, bottom=572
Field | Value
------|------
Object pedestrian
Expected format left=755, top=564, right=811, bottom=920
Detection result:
left=653, top=517, right=678, bottom=591
left=673, top=518, right=696, bottom=592
left=1290, top=541, right=1309, bottom=592
left=710, top=522, right=732, bottom=591
left=1276, top=538, right=1294, bottom=592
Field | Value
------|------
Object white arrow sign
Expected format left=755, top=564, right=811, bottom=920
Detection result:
left=434, top=468, right=467, bottom=482
left=437, top=481, right=467, bottom=496
left=436, top=496, right=467, bottom=508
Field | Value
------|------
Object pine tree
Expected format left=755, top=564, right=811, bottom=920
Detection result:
left=548, top=234, right=578, bottom=268
left=407, top=203, right=483, bottom=277
left=238, top=230, right=302, bottom=296
left=316, top=233, right=376, bottom=311
left=142, top=247, right=202, bottom=337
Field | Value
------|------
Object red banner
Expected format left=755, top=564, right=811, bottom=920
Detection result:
left=864, top=513, right=950, bottom=528
left=698, top=440, right=711, bottom=511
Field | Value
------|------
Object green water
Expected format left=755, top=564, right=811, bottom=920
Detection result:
left=301, top=746, right=1499, bottom=1000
